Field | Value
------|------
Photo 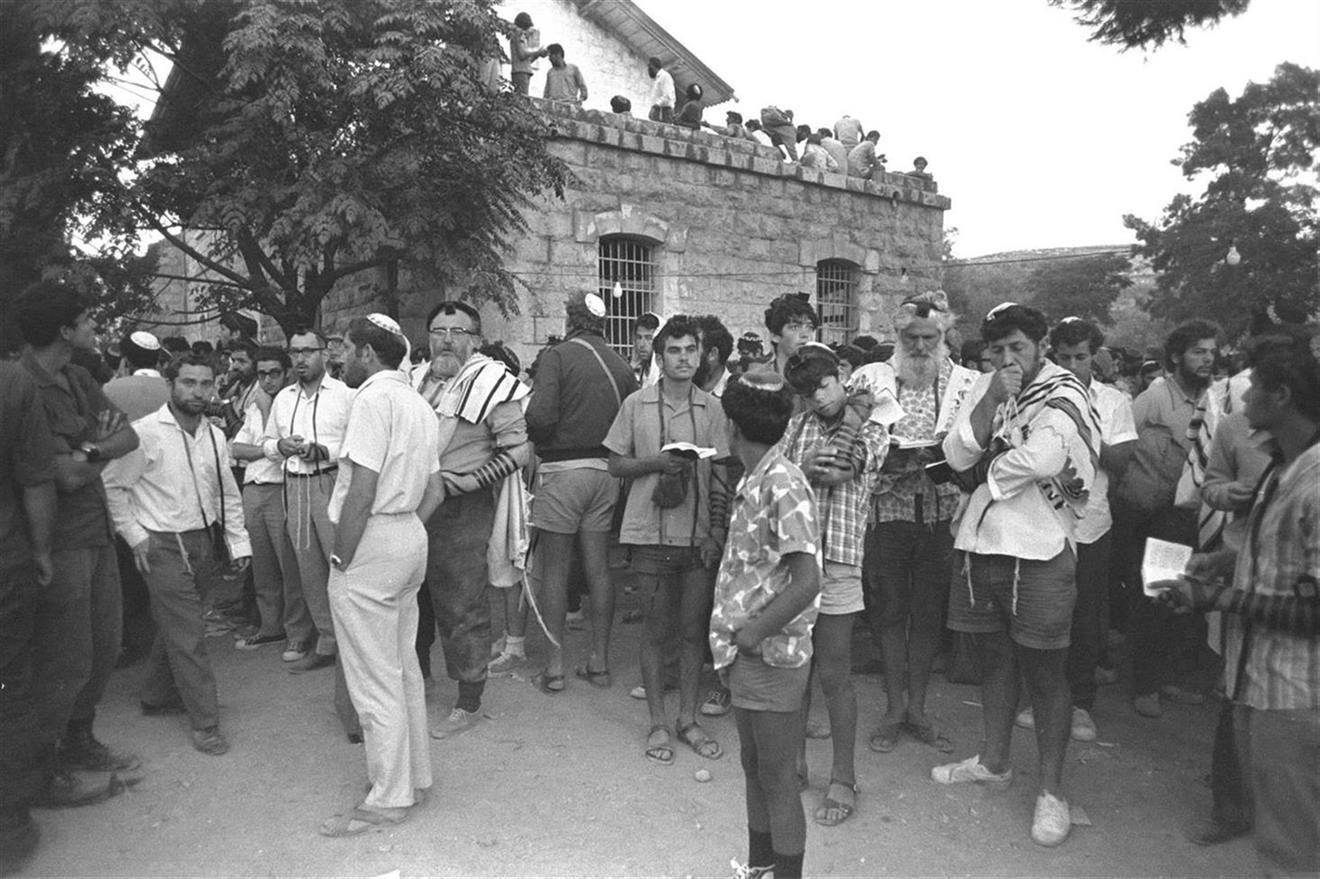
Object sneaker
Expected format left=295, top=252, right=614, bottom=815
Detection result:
left=1133, top=692, right=1162, bottom=718
left=282, top=641, right=310, bottom=663
left=32, top=769, right=116, bottom=809
left=490, top=634, right=507, bottom=658
left=431, top=706, right=480, bottom=740
left=1031, top=792, right=1071, bottom=846
left=565, top=610, right=586, bottom=631
left=1071, top=707, right=1098, bottom=742
left=287, top=652, right=335, bottom=674
left=1159, top=684, right=1205, bottom=705
left=488, top=650, right=525, bottom=676
left=234, top=631, right=283, bottom=651
left=931, top=754, right=1013, bottom=786
left=701, top=688, right=731, bottom=717
left=629, top=685, right=647, bottom=700
left=1015, top=707, right=1035, bottom=730
left=729, top=858, right=775, bottom=879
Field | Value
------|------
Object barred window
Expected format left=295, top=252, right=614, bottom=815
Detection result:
left=816, top=259, right=860, bottom=345
left=599, top=236, right=656, bottom=356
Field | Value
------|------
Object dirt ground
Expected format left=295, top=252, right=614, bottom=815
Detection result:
left=19, top=565, right=1258, bottom=879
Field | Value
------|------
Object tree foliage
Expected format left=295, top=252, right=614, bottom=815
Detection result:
left=1051, top=0, right=1250, bottom=50
left=131, top=0, right=568, bottom=333
left=1026, top=252, right=1131, bottom=325
left=1125, top=63, right=1319, bottom=338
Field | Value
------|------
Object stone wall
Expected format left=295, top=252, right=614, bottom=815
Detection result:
left=347, top=100, right=950, bottom=366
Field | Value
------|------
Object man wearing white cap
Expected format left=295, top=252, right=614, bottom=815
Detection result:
left=319, top=315, right=442, bottom=836
left=525, top=293, right=637, bottom=693
left=104, top=331, right=170, bottom=422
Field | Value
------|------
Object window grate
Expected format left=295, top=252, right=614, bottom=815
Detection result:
left=599, top=236, right=656, bottom=357
left=816, top=260, right=859, bottom=345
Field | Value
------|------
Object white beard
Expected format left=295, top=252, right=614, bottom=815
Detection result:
left=894, top=342, right=947, bottom=388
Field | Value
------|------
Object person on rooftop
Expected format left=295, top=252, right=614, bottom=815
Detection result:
left=847, top=131, right=885, bottom=180
left=676, top=83, right=705, bottom=129
left=543, top=44, right=587, bottom=105
left=646, top=57, right=675, bottom=123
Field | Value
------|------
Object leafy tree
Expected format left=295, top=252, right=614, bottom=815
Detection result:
left=131, top=0, right=568, bottom=334
left=1026, top=252, right=1131, bottom=324
left=1051, top=0, right=1250, bottom=50
left=0, top=0, right=164, bottom=350
left=943, top=259, right=1036, bottom=333
left=1124, top=62, right=1319, bottom=338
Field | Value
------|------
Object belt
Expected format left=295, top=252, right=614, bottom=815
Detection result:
left=286, top=466, right=338, bottom=479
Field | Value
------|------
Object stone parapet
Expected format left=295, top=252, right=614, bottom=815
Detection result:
left=532, top=97, right=952, bottom=212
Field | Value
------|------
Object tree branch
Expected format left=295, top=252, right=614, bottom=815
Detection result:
left=149, top=220, right=253, bottom=288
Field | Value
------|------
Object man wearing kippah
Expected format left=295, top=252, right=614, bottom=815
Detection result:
left=318, top=315, right=442, bottom=836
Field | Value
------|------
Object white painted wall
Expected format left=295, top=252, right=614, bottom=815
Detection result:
left=496, top=0, right=658, bottom=114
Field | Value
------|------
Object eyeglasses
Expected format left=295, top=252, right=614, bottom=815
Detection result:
left=428, top=327, right=476, bottom=339
left=287, top=347, right=324, bottom=357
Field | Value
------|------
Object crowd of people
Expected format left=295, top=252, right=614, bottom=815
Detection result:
left=1, top=274, right=1316, bottom=878
left=503, top=11, right=932, bottom=185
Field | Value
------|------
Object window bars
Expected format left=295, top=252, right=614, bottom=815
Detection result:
left=816, top=259, right=860, bottom=345
left=598, top=236, right=656, bottom=357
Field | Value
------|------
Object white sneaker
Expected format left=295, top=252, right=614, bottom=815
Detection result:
left=931, top=754, right=1013, bottom=786
left=430, top=706, right=480, bottom=740
left=1015, top=707, right=1035, bottom=730
left=488, top=650, right=524, bottom=676
left=1071, top=707, right=1098, bottom=742
left=1031, top=791, right=1071, bottom=846
left=490, top=634, right=506, bottom=658
left=729, top=858, right=774, bottom=879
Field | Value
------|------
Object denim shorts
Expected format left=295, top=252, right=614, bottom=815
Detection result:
left=946, top=548, right=1076, bottom=650
left=531, top=468, right=617, bottom=534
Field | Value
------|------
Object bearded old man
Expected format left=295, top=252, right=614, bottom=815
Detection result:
left=848, top=291, right=978, bottom=755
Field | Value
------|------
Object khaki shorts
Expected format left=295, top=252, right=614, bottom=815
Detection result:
left=819, top=561, right=864, bottom=616
left=531, top=468, right=617, bottom=534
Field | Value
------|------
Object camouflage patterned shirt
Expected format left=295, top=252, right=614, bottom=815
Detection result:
left=709, top=447, right=822, bottom=670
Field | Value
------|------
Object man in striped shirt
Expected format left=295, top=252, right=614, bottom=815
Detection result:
left=1159, top=330, right=1319, bottom=876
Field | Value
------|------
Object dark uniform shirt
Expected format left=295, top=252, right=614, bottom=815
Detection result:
left=0, top=362, right=57, bottom=562
left=20, top=351, right=118, bottom=548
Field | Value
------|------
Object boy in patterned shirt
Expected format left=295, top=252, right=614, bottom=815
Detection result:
left=710, top=370, right=822, bottom=879
left=780, top=344, right=888, bottom=828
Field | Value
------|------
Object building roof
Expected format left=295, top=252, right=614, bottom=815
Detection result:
left=571, top=0, right=736, bottom=107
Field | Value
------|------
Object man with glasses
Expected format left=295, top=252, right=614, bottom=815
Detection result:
left=230, top=348, right=304, bottom=652
left=261, top=328, right=352, bottom=672
left=765, top=294, right=818, bottom=377
left=103, top=353, right=251, bottom=755
left=412, top=301, right=530, bottom=737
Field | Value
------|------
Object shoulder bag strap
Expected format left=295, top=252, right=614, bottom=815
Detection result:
left=570, top=337, right=622, bottom=408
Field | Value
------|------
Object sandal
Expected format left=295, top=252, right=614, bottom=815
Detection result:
left=574, top=665, right=612, bottom=689
left=868, top=722, right=901, bottom=754
left=318, top=806, right=408, bottom=838
left=814, top=779, right=857, bottom=827
left=645, top=725, right=675, bottom=766
left=903, top=718, right=954, bottom=753
left=533, top=672, right=565, bottom=695
left=676, top=721, right=723, bottom=761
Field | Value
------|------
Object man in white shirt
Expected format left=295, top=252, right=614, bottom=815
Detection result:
left=317, top=316, right=442, bottom=837
left=260, top=328, right=352, bottom=672
left=1016, top=319, right=1136, bottom=744
left=102, top=353, right=251, bottom=756
left=646, top=56, right=675, bottom=123
left=933, top=304, right=1101, bottom=848
left=230, top=348, right=304, bottom=651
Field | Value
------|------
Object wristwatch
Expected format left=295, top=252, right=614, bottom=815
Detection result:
left=79, top=442, right=103, bottom=462
left=330, top=554, right=346, bottom=571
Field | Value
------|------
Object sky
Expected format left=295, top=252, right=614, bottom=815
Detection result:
left=646, top=0, right=1320, bottom=258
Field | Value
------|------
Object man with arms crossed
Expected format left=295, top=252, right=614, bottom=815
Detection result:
left=934, top=303, right=1101, bottom=847
left=318, top=315, right=442, bottom=837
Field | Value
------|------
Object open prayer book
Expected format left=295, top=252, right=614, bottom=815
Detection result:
left=1142, top=538, right=1193, bottom=596
left=889, top=435, right=940, bottom=449
left=661, top=442, right=717, bottom=459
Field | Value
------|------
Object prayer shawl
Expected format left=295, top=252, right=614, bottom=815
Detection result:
left=412, top=353, right=529, bottom=452
left=1177, top=373, right=1249, bottom=551
left=997, top=366, right=1103, bottom=527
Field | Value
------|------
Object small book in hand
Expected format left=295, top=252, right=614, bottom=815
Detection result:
left=661, top=442, right=717, bottom=459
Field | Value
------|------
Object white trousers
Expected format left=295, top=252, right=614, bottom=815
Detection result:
left=328, top=513, right=431, bottom=809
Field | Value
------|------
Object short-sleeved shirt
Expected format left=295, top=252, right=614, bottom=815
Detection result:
left=604, top=381, right=729, bottom=547
left=103, top=372, right=169, bottom=422
left=0, top=362, right=57, bottom=562
left=543, top=63, right=585, bottom=102
left=774, top=408, right=886, bottom=567
left=709, top=447, right=821, bottom=670
left=328, top=370, right=441, bottom=523
left=20, top=351, right=117, bottom=547
left=1120, top=375, right=1200, bottom=510
left=1076, top=379, right=1138, bottom=543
